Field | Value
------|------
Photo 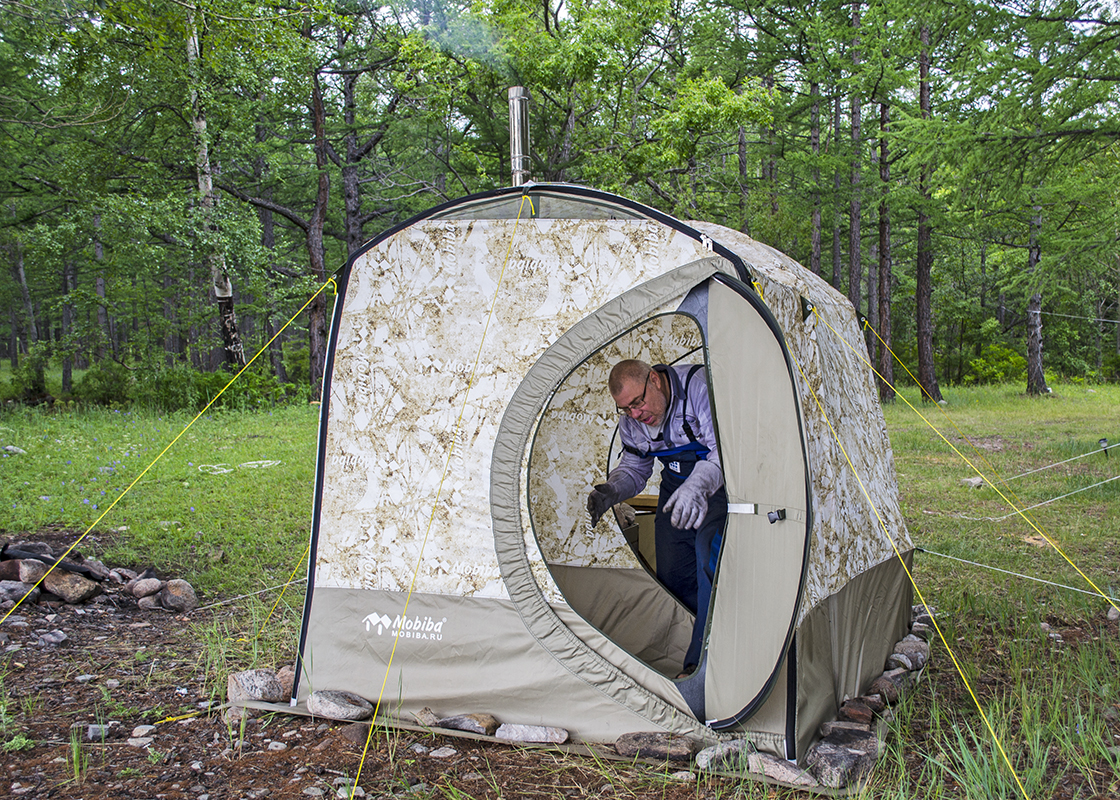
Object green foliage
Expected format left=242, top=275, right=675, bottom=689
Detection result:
left=132, top=365, right=293, bottom=412
left=74, top=361, right=134, bottom=405
left=964, top=343, right=1027, bottom=386
left=8, top=344, right=50, bottom=400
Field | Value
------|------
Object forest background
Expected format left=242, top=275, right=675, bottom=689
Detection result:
left=2, top=0, right=1120, bottom=407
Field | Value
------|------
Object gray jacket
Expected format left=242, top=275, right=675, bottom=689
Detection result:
left=606, top=364, right=723, bottom=499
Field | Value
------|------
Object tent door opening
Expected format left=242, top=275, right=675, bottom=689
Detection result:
left=528, top=311, right=717, bottom=678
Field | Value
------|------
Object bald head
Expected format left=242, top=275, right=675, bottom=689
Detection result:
left=608, top=359, right=651, bottom=396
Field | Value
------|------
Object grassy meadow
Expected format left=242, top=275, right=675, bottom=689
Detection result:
left=0, top=381, right=1117, bottom=797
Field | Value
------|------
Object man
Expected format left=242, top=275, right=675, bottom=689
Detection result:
left=587, top=359, right=727, bottom=678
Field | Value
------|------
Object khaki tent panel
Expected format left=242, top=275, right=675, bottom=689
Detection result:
left=299, top=587, right=714, bottom=741
left=704, top=280, right=809, bottom=723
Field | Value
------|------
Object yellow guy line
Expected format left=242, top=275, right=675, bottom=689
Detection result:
left=785, top=345, right=1032, bottom=800
left=351, top=195, right=536, bottom=790
left=254, top=540, right=312, bottom=640
left=852, top=314, right=1119, bottom=616
left=0, top=277, right=339, bottom=626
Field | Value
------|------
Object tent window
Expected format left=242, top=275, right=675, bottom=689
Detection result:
left=527, top=311, right=712, bottom=675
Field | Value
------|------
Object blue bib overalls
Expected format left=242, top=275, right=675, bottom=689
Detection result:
left=633, top=366, right=727, bottom=672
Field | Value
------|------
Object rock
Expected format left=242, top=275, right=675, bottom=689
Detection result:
left=909, top=622, right=932, bottom=641
left=912, top=605, right=935, bottom=626
left=158, top=579, right=199, bottom=612
left=670, top=771, right=695, bottom=782
left=869, top=668, right=910, bottom=704
left=128, top=737, right=155, bottom=748
left=891, top=640, right=930, bottom=670
left=109, top=568, right=138, bottom=585
left=695, top=738, right=751, bottom=771
left=222, top=705, right=256, bottom=726
left=3, top=445, right=27, bottom=455
left=42, top=570, right=101, bottom=604
left=0, top=561, right=21, bottom=581
left=277, top=664, right=296, bottom=700
left=37, top=629, right=68, bottom=646
left=131, top=577, right=165, bottom=598
left=749, top=752, right=818, bottom=786
left=268, top=741, right=287, bottom=751
left=18, top=560, right=48, bottom=584
left=860, top=694, right=886, bottom=713
left=960, top=476, right=983, bottom=489
left=407, top=742, right=430, bottom=755
left=837, top=699, right=874, bottom=725
left=429, top=746, right=457, bottom=758
left=81, top=559, right=111, bottom=581
left=132, top=725, right=156, bottom=737
left=0, top=581, right=38, bottom=605
left=494, top=723, right=568, bottom=744
left=339, top=723, right=371, bottom=744
left=614, top=732, right=693, bottom=762
left=414, top=707, right=440, bottom=727
left=307, top=690, right=374, bottom=721
left=820, top=720, right=871, bottom=737
left=805, top=728, right=878, bottom=789
left=1108, top=606, right=1119, bottom=622
left=886, top=652, right=915, bottom=670
left=15, top=542, right=52, bottom=556
left=86, top=724, right=113, bottom=741
left=137, top=595, right=163, bottom=611
left=228, top=669, right=286, bottom=704
left=437, top=714, right=499, bottom=736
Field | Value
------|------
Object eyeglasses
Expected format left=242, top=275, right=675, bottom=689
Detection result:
left=615, top=371, right=653, bottom=416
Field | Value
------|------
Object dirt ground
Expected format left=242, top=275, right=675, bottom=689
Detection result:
left=3, top=529, right=1118, bottom=799
left=0, top=530, right=739, bottom=800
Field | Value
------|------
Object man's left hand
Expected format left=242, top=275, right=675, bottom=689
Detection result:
left=664, top=482, right=707, bottom=529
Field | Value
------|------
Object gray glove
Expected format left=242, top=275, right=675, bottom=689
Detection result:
left=663, top=460, right=724, bottom=529
left=587, top=482, right=622, bottom=526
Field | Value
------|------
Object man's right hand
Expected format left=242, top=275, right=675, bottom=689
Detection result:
left=587, top=483, right=621, bottom=526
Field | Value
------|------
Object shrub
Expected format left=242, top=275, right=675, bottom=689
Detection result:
left=964, top=343, right=1027, bottom=385
left=283, top=342, right=310, bottom=386
left=73, top=361, right=133, bottom=405
left=9, top=344, right=49, bottom=401
left=133, top=364, right=290, bottom=412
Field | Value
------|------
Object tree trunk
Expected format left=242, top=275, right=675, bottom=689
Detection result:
left=916, top=24, right=942, bottom=402
left=762, top=76, right=778, bottom=218
left=12, top=244, right=38, bottom=346
left=307, top=71, right=331, bottom=400
left=61, top=261, right=74, bottom=394
left=877, top=100, right=894, bottom=401
left=186, top=6, right=245, bottom=369
left=253, top=118, right=289, bottom=384
left=339, top=51, right=365, bottom=256
left=738, top=125, right=750, bottom=235
left=1026, top=204, right=1048, bottom=395
left=810, top=81, right=822, bottom=276
left=831, top=95, right=843, bottom=291
left=848, top=2, right=862, bottom=314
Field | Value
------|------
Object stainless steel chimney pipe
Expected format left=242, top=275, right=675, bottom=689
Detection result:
left=508, top=86, right=531, bottom=186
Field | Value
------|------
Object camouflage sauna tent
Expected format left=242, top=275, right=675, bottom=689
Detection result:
left=294, top=184, right=913, bottom=760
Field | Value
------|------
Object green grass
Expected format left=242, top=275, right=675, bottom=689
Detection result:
left=873, top=382, right=1120, bottom=799
left=1, top=381, right=1118, bottom=797
left=0, top=402, right=319, bottom=596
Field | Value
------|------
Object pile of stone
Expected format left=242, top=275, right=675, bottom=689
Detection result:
left=0, top=539, right=199, bottom=613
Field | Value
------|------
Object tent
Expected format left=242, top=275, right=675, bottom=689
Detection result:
left=293, top=183, right=913, bottom=761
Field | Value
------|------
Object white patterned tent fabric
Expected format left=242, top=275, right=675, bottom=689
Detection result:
left=294, top=185, right=913, bottom=760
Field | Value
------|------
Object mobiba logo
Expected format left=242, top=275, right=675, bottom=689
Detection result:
left=362, top=612, right=447, bottom=641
